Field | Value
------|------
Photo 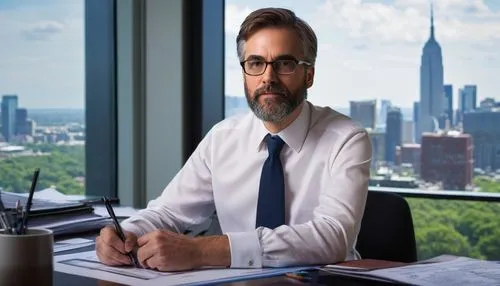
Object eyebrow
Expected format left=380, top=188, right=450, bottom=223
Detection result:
left=244, top=54, right=298, bottom=61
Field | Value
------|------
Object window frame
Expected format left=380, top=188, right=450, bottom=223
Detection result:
left=85, top=0, right=117, bottom=199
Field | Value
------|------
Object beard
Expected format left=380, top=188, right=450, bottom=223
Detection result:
left=245, top=81, right=307, bottom=123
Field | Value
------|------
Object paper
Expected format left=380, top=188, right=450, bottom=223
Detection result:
left=93, top=205, right=139, bottom=218
left=55, top=251, right=313, bottom=286
left=54, top=238, right=95, bottom=253
left=371, top=256, right=500, bottom=286
left=322, top=256, right=500, bottom=286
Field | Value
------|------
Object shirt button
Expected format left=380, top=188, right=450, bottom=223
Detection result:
left=248, top=260, right=254, bottom=266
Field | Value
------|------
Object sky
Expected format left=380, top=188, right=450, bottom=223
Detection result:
left=0, top=0, right=499, bottom=109
left=225, top=0, right=500, bottom=108
left=0, top=0, right=84, bottom=109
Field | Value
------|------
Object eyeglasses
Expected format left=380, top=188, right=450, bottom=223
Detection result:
left=240, top=59, right=312, bottom=76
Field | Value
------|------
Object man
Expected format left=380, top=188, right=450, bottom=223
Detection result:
left=96, top=7, right=372, bottom=271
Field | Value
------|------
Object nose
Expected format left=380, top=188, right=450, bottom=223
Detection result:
left=261, top=63, right=278, bottom=85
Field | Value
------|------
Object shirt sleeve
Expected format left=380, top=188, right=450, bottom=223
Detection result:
left=120, top=131, right=216, bottom=237
left=225, top=129, right=372, bottom=268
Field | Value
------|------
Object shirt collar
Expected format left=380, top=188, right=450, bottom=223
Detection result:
left=253, top=100, right=311, bottom=153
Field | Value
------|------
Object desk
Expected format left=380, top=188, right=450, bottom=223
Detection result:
left=54, top=269, right=398, bottom=285
left=52, top=217, right=398, bottom=285
left=53, top=243, right=397, bottom=286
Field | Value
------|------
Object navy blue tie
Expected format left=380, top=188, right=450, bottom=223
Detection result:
left=256, top=134, right=286, bottom=229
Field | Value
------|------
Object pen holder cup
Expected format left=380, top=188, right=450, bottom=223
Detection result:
left=0, top=228, right=53, bottom=286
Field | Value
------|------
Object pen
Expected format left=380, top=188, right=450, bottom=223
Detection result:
left=102, top=196, right=140, bottom=267
left=0, top=191, right=5, bottom=212
left=0, top=191, right=9, bottom=233
left=20, top=168, right=40, bottom=234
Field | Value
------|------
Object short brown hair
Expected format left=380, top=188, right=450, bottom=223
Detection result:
left=236, top=8, right=318, bottom=66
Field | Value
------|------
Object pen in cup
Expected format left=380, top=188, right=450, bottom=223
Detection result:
left=102, top=196, right=140, bottom=267
left=0, top=192, right=14, bottom=234
left=19, top=168, right=40, bottom=234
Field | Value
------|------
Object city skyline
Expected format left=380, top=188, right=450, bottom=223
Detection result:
left=225, top=0, right=500, bottom=109
left=0, top=1, right=499, bottom=108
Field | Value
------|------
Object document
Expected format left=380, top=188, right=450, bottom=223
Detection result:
left=371, top=256, right=500, bottom=286
left=55, top=250, right=313, bottom=286
left=54, top=238, right=95, bottom=253
left=322, top=256, right=500, bottom=286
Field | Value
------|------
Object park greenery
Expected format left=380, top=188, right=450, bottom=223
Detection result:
left=1, top=145, right=499, bottom=260
left=409, top=197, right=500, bottom=260
left=0, top=144, right=84, bottom=195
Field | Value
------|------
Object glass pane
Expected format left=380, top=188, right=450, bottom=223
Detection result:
left=0, top=0, right=85, bottom=196
left=224, top=1, right=500, bottom=260
left=408, top=198, right=500, bottom=260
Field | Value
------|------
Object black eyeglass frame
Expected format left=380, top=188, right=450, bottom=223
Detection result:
left=239, top=59, right=312, bottom=76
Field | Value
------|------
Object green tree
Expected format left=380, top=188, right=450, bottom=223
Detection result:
left=408, top=198, right=500, bottom=260
left=0, top=145, right=84, bottom=194
left=416, top=223, right=475, bottom=260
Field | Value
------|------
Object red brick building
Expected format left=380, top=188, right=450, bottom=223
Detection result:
left=400, top=143, right=421, bottom=174
left=420, top=132, right=473, bottom=190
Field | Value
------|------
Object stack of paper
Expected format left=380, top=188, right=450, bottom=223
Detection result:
left=54, top=238, right=95, bottom=253
left=322, top=255, right=500, bottom=285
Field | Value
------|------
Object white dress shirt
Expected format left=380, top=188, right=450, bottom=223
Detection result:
left=121, top=100, right=372, bottom=268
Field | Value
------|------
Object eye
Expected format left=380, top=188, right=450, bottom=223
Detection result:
left=247, top=61, right=264, bottom=69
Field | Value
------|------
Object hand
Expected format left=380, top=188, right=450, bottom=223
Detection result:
left=136, top=230, right=200, bottom=271
left=96, top=226, right=138, bottom=266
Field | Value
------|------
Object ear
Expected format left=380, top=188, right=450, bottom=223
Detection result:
left=305, top=67, right=315, bottom=88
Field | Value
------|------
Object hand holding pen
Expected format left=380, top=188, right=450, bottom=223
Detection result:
left=99, top=197, right=140, bottom=267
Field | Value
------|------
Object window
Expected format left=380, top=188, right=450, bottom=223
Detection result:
left=0, top=0, right=86, bottom=195
left=0, top=0, right=116, bottom=199
left=224, top=0, right=500, bottom=260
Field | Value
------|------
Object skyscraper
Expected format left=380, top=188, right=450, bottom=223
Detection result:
left=385, top=107, right=402, bottom=164
left=443, top=84, right=453, bottom=126
left=15, top=108, right=28, bottom=136
left=1, top=95, right=19, bottom=142
left=413, top=101, right=420, bottom=142
left=419, top=4, right=444, bottom=141
left=349, top=100, right=377, bottom=130
left=421, top=132, right=473, bottom=190
left=459, top=85, right=477, bottom=113
left=378, top=100, right=392, bottom=130
left=463, top=109, right=500, bottom=172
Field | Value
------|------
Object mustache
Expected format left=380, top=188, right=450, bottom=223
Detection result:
left=254, top=85, right=288, bottom=98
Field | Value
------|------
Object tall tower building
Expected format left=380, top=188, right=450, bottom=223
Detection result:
left=419, top=3, right=444, bottom=142
left=378, top=100, right=392, bottom=130
left=413, top=101, right=420, bottom=142
left=1, top=95, right=19, bottom=142
left=385, top=107, right=402, bottom=164
left=443, top=84, right=453, bottom=126
left=349, top=100, right=377, bottom=130
left=15, top=108, right=28, bottom=136
left=459, top=85, right=477, bottom=113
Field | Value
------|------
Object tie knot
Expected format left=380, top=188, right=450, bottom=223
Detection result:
left=265, top=135, right=285, bottom=156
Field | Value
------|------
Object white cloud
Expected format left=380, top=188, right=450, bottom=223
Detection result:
left=315, top=0, right=500, bottom=43
left=22, top=20, right=65, bottom=41
left=395, top=0, right=489, bottom=14
left=225, top=4, right=252, bottom=35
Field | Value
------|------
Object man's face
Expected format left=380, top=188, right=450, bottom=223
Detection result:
left=242, top=27, right=314, bottom=123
